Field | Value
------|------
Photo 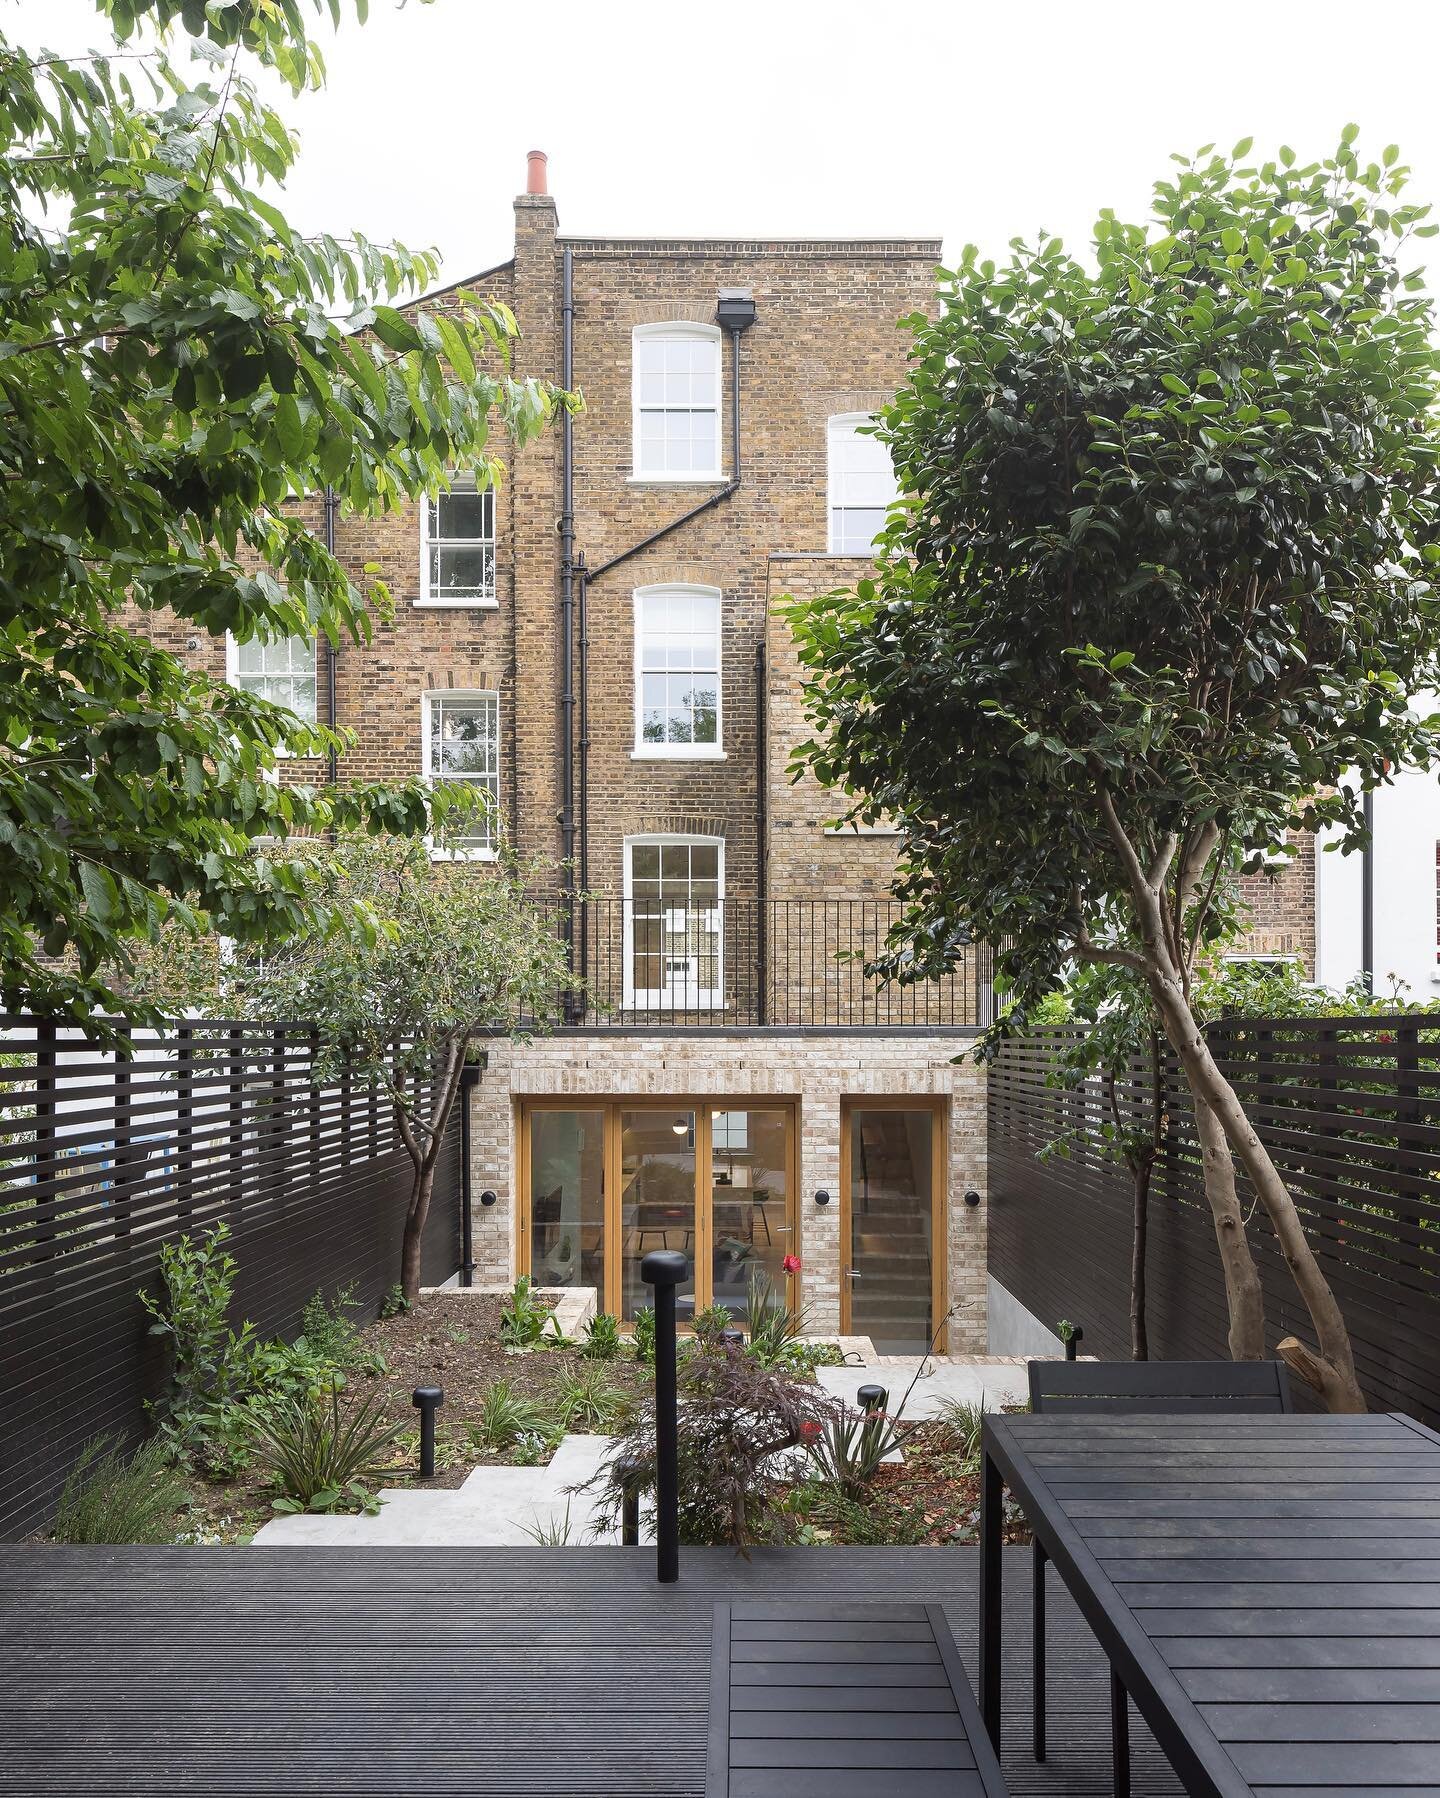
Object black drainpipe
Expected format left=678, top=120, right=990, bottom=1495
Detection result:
left=559, top=248, right=579, bottom=1020
left=755, top=637, right=768, bottom=1025
left=1361, top=786, right=1375, bottom=995
left=323, top=484, right=340, bottom=788
left=577, top=548, right=590, bottom=984
left=573, top=291, right=755, bottom=981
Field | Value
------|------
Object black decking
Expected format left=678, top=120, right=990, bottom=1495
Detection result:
left=705, top=1599, right=1008, bottom=1798
left=0, top=1545, right=1182, bottom=1798
left=982, top=1411, right=1440, bottom=1798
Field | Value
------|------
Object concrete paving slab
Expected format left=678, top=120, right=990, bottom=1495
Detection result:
left=817, top=1356, right=1030, bottom=1420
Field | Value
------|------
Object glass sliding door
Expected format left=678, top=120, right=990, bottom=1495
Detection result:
left=526, top=1109, right=606, bottom=1296
left=709, top=1108, right=793, bottom=1317
left=521, top=1101, right=797, bottom=1324
left=842, top=1104, right=943, bottom=1354
left=619, top=1107, right=697, bottom=1321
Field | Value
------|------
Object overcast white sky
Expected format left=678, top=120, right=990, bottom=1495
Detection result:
left=10, top=0, right=1440, bottom=289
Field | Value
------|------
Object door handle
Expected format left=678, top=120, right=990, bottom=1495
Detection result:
left=774, top=1226, right=793, bottom=1235
left=844, top=1268, right=861, bottom=1279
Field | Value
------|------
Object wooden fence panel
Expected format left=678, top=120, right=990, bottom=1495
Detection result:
left=0, top=1016, right=461, bottom=1540
left=988, top=1018, right=1440, bottom=1425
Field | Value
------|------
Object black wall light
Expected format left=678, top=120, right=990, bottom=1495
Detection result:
left=964, top=1190, right=982, bottom=1208
left=813, top=1189, right=831, bottom=1207
left=480, top=1189, right=498, bottom=1208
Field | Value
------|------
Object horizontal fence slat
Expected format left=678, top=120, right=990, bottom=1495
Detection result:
left=989, top=1021, right=1440, bottom=1427
left=0, top=1016, right=461, bottom=1541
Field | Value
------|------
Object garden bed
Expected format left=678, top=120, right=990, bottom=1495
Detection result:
left=170, top=1290, right=655, bottom=1542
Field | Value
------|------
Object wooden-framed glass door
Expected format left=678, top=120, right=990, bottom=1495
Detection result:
left=840, top=1099, right=947, bottom=1354
left=519, top=1099, right=797, bottom=1323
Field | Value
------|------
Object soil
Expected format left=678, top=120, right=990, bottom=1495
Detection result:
left=792, top=1420, right=1034, bottom=1549
left=174, top=1292, right=653, bottom=1543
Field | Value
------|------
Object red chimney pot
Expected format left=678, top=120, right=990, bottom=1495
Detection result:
left=526, top=150, right=548, bottom=197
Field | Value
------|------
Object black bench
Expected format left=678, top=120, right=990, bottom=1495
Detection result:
left=706, top=1599, right=1008, bottom=1798
left=1027, top=1357, right=1292, bottom=1795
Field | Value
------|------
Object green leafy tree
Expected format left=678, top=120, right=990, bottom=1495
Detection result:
left=789, top=134, right=1440, bottom=1412
left=0, top=0, right=571, bottom=1021
left=227, top=834, right=571, bottom=1303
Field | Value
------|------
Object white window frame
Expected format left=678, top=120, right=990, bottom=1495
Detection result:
left=421, top=689, right=501, bottom=861
left=418, top=471, right=498, bottom=608
left=826, top=412, right=899, bottom=554
left=630, top=583, right=725, bottom=760
left=630, top=322, right=724, bottom=484
left=224, top=631, right=319, bottom=741
left=622, top=834, right=725, bottom=1011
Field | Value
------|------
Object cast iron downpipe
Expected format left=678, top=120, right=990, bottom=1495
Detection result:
left=754, top=639, right=768, bottom=1024
left=559, top=247, right=580, bottom=1021
left=1362, top=786, right=1375, bottom=995
left=574, top=293, right=756, bottom=966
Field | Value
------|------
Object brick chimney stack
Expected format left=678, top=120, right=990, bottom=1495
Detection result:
left=526, top=149, right=548, bottom=197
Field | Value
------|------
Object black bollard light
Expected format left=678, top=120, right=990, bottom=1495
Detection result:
left=642, top=1248, right=687, bottom=1584
left=412, top=1385, right=443, bottom=1477
left=719, top=1326, right=745, bottom=1350
left=617, top=1453, right=642, bottom=1548
left=1065, top=1326, right=1083, bottom=1363
left=856, top=1382, right=889, bottom=1417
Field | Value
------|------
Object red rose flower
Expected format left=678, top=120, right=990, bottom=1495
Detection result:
left=799, top=1419, right=822, bottom=1439
left=782, top=1253, right=801, bottom=1274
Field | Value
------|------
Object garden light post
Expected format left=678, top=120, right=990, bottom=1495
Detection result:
left=857, top=1383, right=888, bottom=1417
left=642, top=1248, right=686, bottom=1584
left=413, top=1385, right=443, bottom=1478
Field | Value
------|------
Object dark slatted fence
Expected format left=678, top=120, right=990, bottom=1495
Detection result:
left=989, top=1018, right=1440, bottom=1426
left=0, top=1016, right=461, bottom=1540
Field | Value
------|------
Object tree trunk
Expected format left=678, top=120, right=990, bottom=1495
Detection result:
left=1152, top=986, right=1365, bottom=1412
left=401, top=1161, right=436, bottom=1306
left=1191, top=1087, right=1266, bottom=1362
left=1130, top=1157, right=1150, bottom=1361
left=1094, top=799, right=1363, bottom=1412
left=395, top=1043, right=469, bottom=1307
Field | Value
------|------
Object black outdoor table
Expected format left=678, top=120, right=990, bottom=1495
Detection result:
left=980, top=1409, right=1440, bottom=1798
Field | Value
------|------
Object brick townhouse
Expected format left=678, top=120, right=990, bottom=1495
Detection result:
left=173, top=153, right=1312, bottom=1351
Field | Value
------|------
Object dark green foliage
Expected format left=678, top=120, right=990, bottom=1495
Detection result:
left=539, top=1366, right=635, bottom=1434
left=378, top=1284, right=411, bottom=1320
left=245, top=1386, right=403, bottom=1514
left=52, top=1435, right=191, bottom=1544
left=139, top=1222, right=255, bottom=1458
left=579, top=1312, right=622, bottom=1360
left=0, top=0, right=571, bottom=1020
left=468, top=1379, right=547, bottom=1453
left=499, top=1275, right=552, bottom=1349
left=788, top=134, right=1440, bottom=1028
left=630, top=1305, right=656, bottom=1366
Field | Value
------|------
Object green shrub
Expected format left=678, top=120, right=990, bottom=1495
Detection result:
left=469, top=1378, right=545, bottom=1451
left=579, top=1312, right=621, bottom=1360
left=745, top=1272, right=808, bottom=1368
left=806, top=1406, right=910, bottom=1503
left=378, top=1283, right=411, bottom=1319
left=932, top=1395, right=988, bottom=1461
left=630, top=1305, right=656, bottom=1365
left=139, top=1222, right=255, bottom=1460
left=540, top=1365, right=634, bottom=1434
left=245, top=1387, right=404, bottom=1514
left=52, top=1435, right=190, bottom=1544
left=500, top=1275, right=552, bottom=1349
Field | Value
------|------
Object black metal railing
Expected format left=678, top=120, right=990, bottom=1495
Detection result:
left=559, top=899, right=992, bottom=1029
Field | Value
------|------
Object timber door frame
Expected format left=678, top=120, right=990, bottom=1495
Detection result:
left=839, top=1096, right=948, bottom=1354
left=517, top=1097, right=799, bottom=1321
